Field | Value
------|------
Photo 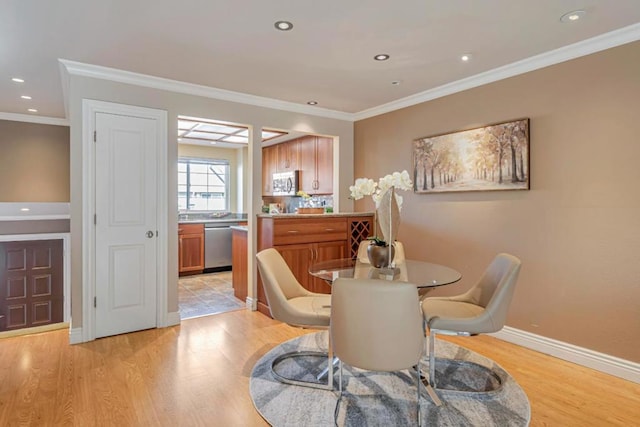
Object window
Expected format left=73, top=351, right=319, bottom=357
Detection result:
left=178, top=158, right=230, bottom=211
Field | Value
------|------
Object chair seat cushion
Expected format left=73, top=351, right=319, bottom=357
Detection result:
left=287, top=295, right=331, bottom=327
left=422, top=299, right=490, bottom=333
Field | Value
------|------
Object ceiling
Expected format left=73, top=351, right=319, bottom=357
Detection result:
left=2, top=1, right=639, bottom=121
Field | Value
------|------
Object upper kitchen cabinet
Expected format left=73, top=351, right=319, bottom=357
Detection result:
left=300, top=136, right=333, bottom=195
left=262, top=144, right=277, bottom=196
left=276, top=139, right=299, bottom=172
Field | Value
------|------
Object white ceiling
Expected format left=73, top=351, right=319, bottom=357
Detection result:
left=2, top=1, right=639, bottom=121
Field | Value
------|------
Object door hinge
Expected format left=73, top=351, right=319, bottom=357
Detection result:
left=94, top=214, right=97, bottom=225
left=156, top=230, right=159, bottom=237
left=93, top=130, right=97, bottom=142
left=94, top=297, right=97, bottom=308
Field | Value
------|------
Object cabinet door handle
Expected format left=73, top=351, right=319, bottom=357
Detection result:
left=287, top=230, right=299, bottom=233
left=324, top=228, right=334, bottom=231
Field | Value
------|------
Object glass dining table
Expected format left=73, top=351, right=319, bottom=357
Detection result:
left=309, top=257, right=462, bottom=291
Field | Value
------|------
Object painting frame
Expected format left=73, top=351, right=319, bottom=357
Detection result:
left=412, top=118, right=530, bottom=194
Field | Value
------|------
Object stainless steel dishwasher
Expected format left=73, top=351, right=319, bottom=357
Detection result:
left=204, top=222, right=235, bottom=269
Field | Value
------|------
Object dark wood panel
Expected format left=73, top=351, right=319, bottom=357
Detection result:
left=0, top=239, right=64, bottom=332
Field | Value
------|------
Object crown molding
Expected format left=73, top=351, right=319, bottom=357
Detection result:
left=56, top=23, right=640, bottom=124
left=354, top=23, right=640, bottom=121
left=58, top=59, right=355, bottom=122
left=0, top=111, right=69, bottom=126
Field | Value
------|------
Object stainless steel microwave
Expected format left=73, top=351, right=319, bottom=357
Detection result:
left=272, top=170, right=300, bottom=196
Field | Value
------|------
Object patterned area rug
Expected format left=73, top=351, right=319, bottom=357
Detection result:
left=250, top=332, right=530, bottom=426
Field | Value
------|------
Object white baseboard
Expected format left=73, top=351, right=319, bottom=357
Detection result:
left=71, top=312, right=180, bottom=344
left=69, top=327, right=83, bottom=344
left=490, top=326, right=639, bottom=384
left=246, top=297, right=257, bottom=310
left=166, top=311, right=181, bottom=326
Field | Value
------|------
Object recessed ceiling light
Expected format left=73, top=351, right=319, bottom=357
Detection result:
left=374, top=54, right=390, bottom=61
left=20, top=208, right=30, bottom=212
left=461, top=54, right=472, bottom=62
left=560, top=10, right=586, bottom=23
left=27, top=108, right=38, bottom=113
left=12, top=77, right=24, bottom=83
left=274, top=21, right=293, bottom=31
left=210, top=141, right=217, bottom=145
left=21, top=95, right=32, bottom=100
left=307, top=101, right=318, bottom=105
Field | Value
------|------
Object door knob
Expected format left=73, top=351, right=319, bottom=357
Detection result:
left=146, top=230, right=154, bottom=238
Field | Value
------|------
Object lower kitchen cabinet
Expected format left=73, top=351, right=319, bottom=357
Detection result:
left=275, top=240, right=347, bottom=294
left=178, top=223, right=204, bottom=275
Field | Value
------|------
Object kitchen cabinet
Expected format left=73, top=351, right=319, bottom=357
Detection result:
left=276, top=139, right=299, bottom=172
left=262, top=145, right=277, bottom=196
left=257, top=214, right=372, bottom=316
left=262, top=135, right=333, bottom=196
left=275, top=240, right=347, bottom=294
left=299, top=136, right=333, bottom=194
left=178, top=223, right=204, bottom=275
left=231, top=227, right=248, bottom=302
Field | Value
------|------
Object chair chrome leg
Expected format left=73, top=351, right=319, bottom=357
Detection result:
left=316, top=357, right=339, bottom=381
left=415, top=364, right=422, bottom=426
left=334, top=364, right=344, bottom=427
left=425, top=329, right=442, bottom=406
left=429, top=329, right=436, bottom=388
left=271, top=350, right=334, bottom=390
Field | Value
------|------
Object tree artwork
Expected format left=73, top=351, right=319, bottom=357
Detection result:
left=412, top=119, right=529, bottom=193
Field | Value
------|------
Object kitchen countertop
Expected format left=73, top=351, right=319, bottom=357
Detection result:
left=257, top=212, right=374, bottom=218
left=178, top=212, right=247, bottom=225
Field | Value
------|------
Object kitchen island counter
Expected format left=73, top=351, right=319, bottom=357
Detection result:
left=257, top=212, right=374, bottom=218
left=256, top=212, right=374, bottom=317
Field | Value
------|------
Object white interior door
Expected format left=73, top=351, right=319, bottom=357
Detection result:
left=94, top=112, right=158, bottom=338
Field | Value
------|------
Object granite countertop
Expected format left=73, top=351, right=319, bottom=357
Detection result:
left=178, top=212, right=247, bottom=225
left=257, top=212, right=374, bottom=218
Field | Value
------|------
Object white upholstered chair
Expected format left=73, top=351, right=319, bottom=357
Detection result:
left=421, top=253, right=522, bottom=405
left=331, top=277, right=424, bottom=426
left=256, top=248, right=334, bottom=390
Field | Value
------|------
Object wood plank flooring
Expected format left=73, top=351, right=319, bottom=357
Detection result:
left=0, top=309, right=637, bottom=426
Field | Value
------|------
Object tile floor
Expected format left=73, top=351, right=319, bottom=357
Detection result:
left=178, top=271, right=245, bottom=320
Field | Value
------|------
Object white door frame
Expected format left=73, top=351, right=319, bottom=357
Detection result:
left=81, top=99, right=168, bottom=342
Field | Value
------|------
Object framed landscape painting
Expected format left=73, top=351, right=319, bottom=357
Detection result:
left=412, top=118, right=530, bottom=194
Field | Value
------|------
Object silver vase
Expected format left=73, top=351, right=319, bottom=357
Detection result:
left=367, top=243, right=395, bottom=268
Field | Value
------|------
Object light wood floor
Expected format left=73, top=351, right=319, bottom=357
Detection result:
left=0, top=310, right=638, bottom=426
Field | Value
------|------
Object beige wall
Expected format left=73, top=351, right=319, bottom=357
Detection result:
left=177, top=144, right=245, bottom=213
left=0, top=120, right=69, bottom=202
left=67, top=76, right=354, bottom=329
left=354, top=41, right=640, bottom=362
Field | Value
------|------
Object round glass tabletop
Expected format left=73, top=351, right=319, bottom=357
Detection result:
left=309, top=258, right=461, bottom=289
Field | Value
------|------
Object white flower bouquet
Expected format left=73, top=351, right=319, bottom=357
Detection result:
left=349, top=170, right=413, bottom=248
